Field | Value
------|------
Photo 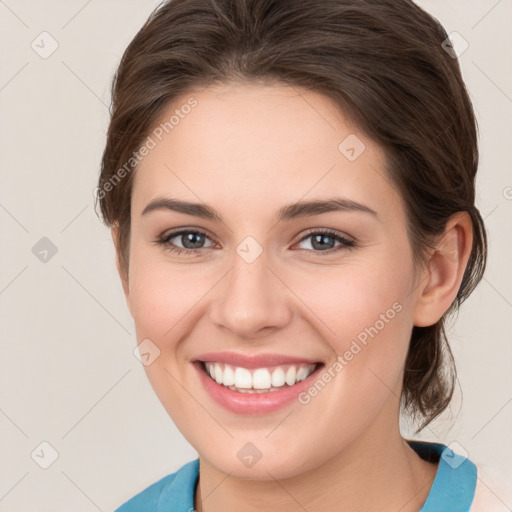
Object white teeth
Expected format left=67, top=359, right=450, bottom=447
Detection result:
left=214, top=364, right=223, bottom=384
left=285, top=366, right=296, bottom=386
left=296, top=366, right=310, bottom=382
left=203, top=362, right=317, bottom=392
left=252, top=368, right=272, bottom=389
left=223, top=364, right=235, bottom=386
left=234, top=367, right=252, bottom=389
left=271, top=367, right=286, bottom=387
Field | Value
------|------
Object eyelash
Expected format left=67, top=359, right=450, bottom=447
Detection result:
left=154, top=228, right=356, bottom=257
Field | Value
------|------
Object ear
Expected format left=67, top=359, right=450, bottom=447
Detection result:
left=412, top=211, right=473, bottom=327
left=111, top=224, right=133, bottom=317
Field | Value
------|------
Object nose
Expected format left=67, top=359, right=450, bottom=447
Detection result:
left=209, top=249, right=293, bottom=339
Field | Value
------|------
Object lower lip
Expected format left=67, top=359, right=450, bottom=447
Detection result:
left=194, top=361, right=324, bottom=414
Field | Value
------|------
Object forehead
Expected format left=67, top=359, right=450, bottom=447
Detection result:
left=131, top=81, right=400, bottom=220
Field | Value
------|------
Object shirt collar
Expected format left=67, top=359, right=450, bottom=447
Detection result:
left=407, top=440, right=477, bottom=512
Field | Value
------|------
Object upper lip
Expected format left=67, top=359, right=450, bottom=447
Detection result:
left=195, top=352, right=322, bottom=369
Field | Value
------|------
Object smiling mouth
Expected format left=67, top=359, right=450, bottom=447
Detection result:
left=199, top=361, right=323, bottom=393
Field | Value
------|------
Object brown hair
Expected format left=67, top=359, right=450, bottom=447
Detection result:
left=96, top=0, right=487, bottom=430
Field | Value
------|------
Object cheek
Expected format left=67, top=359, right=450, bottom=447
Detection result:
left=284, top=267, right=413, bottom=449
left=287, top=258, right=414, bottom=398
left=126, top=251, right=212, bottom=415
left=129, top=272, right=176, bottom=340
left=288, top=258, right=411, bottom=342
left=127, top=246, right=218, bottom=354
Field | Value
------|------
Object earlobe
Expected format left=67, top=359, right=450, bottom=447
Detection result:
left=413, top=212, right=473, bottom=327
left=110, top=224, right=133, bottom=316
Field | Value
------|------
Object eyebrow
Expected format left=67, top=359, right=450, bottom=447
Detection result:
left=141, top=196, right=378, bottom=222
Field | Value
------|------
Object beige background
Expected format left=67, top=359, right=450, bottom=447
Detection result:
left=0, top=1, right=511, bottom=510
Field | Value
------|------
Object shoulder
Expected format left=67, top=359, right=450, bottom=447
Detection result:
left=470, top=463, right=511, bottom=512
left=114, top=459, right=199, bottom=512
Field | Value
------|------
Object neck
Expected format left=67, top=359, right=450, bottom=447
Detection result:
left=195, top=413, right=438, bottom=512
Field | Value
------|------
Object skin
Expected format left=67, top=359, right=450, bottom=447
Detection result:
left=111, top=80, right=473, bottom=511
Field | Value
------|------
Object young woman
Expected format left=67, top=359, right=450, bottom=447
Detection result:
left=96, top=0, right=489, bottom=510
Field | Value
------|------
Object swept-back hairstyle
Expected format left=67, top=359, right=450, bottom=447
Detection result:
left=97, top=0, right=487, bottom=430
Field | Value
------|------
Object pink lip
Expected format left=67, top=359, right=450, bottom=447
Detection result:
left=193, top=359, right=324, bottom=415
left=195, top=351, right=321, bottom=369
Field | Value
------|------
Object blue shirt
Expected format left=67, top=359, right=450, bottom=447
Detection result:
left=115, top=440, right=477, bottom=512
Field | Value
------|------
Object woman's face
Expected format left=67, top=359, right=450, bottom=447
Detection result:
left=120, top=81, right=424, bottom=479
